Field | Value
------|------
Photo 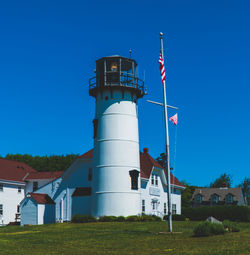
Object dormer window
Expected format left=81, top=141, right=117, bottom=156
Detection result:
left=151, top=175, right=154, bottom=185
left=226, top=194, right=233, bottom=204
left=195, top=194, right=202, bottom=203
left=211, top=194, right=219, bottom=204
left=129, top=170, right=139, bottom=190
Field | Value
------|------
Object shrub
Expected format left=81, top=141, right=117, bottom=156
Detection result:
left=72, top=215, right=97, bottom=223
left=163, top=214, right=186, bottom=221
left=98, top=216, right=118, bottom=222
left=183, top=206, right=250, bottom=222
left=193, top=221, right=225, bottom=237
left=116, top=216, right=126, bottom=222
left=152, top=215, right=162, bottom=221
left=140, top=215, right=162, bottom=222
left=126, top=215, right=141, bottom=222
left=223, top=220, right=240, bottom=232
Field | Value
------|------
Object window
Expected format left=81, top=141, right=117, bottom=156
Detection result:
left=226, top=194, right=233, bottom=204
left=142, top=200, right=145, bottom=212
left=151, top=175, right=154, bottom=185
left=18, top=187, right=22, bottom=193
left=17, top=205, right=20, bottom=213
left=129, top=170, right=139, bottom=190
left=0, top=205, right=3, bottom=215
left=195, top=194, right=202, bottom=203
left=0, top=184, right=3, bottom=192
left=93, top=119, right=98, bottom=139
left=33, top=182, right=38, bottom=192
left=155, top=175, right=158, bottom=186
left=88, top=168, right=92, bottom=181
left=172, top=204, right=176, bottom=215
left=211, top=194, right=219, bottom=204
left=164, top=203, right=167, bottom=214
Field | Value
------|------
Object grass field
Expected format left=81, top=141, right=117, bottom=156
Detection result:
left=0, top=221, right=249, bottom=255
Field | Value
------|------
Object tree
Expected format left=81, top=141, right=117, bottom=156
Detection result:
left=209, top=173, right=232, bottom=188
left=180, top=180, right=199, bottom=208
left=239, top=177, right=250, bottom=205
left=156, top=152, right=167, bottom=169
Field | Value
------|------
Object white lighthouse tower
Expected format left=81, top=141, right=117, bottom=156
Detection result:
left=89, top=55, right=145, bottom=217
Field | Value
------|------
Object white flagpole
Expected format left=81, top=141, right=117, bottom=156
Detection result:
left=160, top=32, right=172, bottom=232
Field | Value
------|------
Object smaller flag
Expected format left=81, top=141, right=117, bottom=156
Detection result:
left=159, top=53, right=166, bottom=84
left=169, top=113, right=178, bottom=125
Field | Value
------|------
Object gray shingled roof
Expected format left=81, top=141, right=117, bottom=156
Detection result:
left=192, top=187, right=242, bottom=201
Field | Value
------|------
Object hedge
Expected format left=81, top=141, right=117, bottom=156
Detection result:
left=182, top=206, right=250, bottom=222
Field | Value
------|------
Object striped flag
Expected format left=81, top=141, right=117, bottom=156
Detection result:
left=159, top=53, right=166, bottom=84
left=169, top=113, right=178, bottom=125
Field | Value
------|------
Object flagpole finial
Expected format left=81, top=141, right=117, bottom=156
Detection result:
left=160, top=32, right=163, bottom=37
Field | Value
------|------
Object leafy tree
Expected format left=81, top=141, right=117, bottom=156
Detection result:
left=238, top=177, right=250, bottom=205
left=4, top=154, right=79, bottom=172
left=210, top=173, right=232, bottom=188
left=156, top=152, right=167, bottom=169
left=180, top=180, right=199, bottom=208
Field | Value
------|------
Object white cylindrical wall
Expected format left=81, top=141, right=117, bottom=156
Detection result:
left=91, top=89, right=141, bottom=217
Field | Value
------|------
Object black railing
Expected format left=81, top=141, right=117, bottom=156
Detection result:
left=89, top=72, right=146, bottom=96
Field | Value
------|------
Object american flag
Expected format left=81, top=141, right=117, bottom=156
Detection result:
left=159, top=53, right=166, bottom=84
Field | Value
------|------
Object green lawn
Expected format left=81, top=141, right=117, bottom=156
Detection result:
left=0, top=221, right=249, bottom=255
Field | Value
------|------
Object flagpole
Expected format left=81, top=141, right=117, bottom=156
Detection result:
left=160, top=32, right=172, bottom=233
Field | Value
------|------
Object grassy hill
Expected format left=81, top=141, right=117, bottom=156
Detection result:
left=0, top=221, right=249, bottom=255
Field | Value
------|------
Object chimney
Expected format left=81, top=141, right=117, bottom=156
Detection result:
left=143, top=148, right=149, bottom=154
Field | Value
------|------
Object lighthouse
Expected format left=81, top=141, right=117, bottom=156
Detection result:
left=89, top=55, right=146, bottom=217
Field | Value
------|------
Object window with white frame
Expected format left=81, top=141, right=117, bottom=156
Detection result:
left=142, top=200, right=145, bottom=212
left=211, top=194, right=219, bottom=204
left=155, top=175, right=158, bottom=186
left=172, top=204, right=176, bottom=214
left=164, top=203, right=167, bottom=214
left=0, top=184, right=3, bottom=192
left=18, top=186, right=22, bottom=193
left=226, top=194, right=233, bottom=204
left=151, top=175, right=154, bottom=185
left=195, top=194, right=202, bottom=203
left=0, top=205, right=3, bottom=215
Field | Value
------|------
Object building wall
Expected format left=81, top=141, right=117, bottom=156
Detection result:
left=0, top=181, right=25, bottom=225
left=20, top=199, right=37, bottom=226
left=26, top=179, right=56, bottom=194
left=72, top=196, right=91, bottom=216
left=141, top=168, right=182, bottom=217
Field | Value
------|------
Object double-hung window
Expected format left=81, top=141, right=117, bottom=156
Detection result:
left=0, top=205, right=3, bottom=216
left=172, top=204, right=176, bottom=214
left=142, top=200, right=145, bottom=212
left=164, top=203, right=167, bottom=214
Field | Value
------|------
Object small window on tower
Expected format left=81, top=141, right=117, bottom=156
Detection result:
left=93, top=119, right=98, bottom=139
left=129, top=170, right=139, bottom=190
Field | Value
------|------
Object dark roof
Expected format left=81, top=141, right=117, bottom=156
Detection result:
left=24, top=171, right=64, bottom=180
left=29, top=193, right=55, bottom=204
left=0, top=158, right=36, bottom=183
left=72, top=187, right=92, bottom=197
left=192, top=187, right=243, bottom=201
left=80, top=148, right=184, bottom=187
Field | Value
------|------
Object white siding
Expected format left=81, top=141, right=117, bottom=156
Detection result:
left=0, top=182, right=25, bottom=225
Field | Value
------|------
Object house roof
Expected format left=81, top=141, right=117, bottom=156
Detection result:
left=24, top=171, right=64, bottom=181
left=79, top=148, right=184, bottom=188
left=72, top=187, right=92, bottom=197
left=0, top=158, right=36, bottom=183
left=192, top=187, right=243, bottom=201
left=29, top=193, right=55, bottom=204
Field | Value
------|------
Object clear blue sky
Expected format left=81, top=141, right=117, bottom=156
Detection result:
left=0, top=0, right=249, bottom=187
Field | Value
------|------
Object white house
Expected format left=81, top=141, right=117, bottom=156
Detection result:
left=20, top=147, right=184, bottom=225
left=0, top=158, right=63, bottom=225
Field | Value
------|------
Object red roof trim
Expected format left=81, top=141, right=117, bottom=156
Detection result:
left=79, top=149, right=93, bottom=159
left=25, top=171, right=64, bottom=180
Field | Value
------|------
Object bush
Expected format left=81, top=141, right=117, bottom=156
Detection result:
left=223, top=220, right=240, bottom=232
left=152, top=215, right=162, bottom=221
left=116, top=216, right=126, bottom=222
left=72, top=215, right=97, bottom=223
left=183, top=206, right=250, bottom=222
left=98, top=216, right=118, bottom=222
left=193, top=221, right=225, bottom=237
left=163, top=214, right=186, bottom=221
left=126, top=215, right=141, bottom=222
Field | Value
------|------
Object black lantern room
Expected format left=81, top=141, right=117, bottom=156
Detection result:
left=89, top=55, right=146, bottom=98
